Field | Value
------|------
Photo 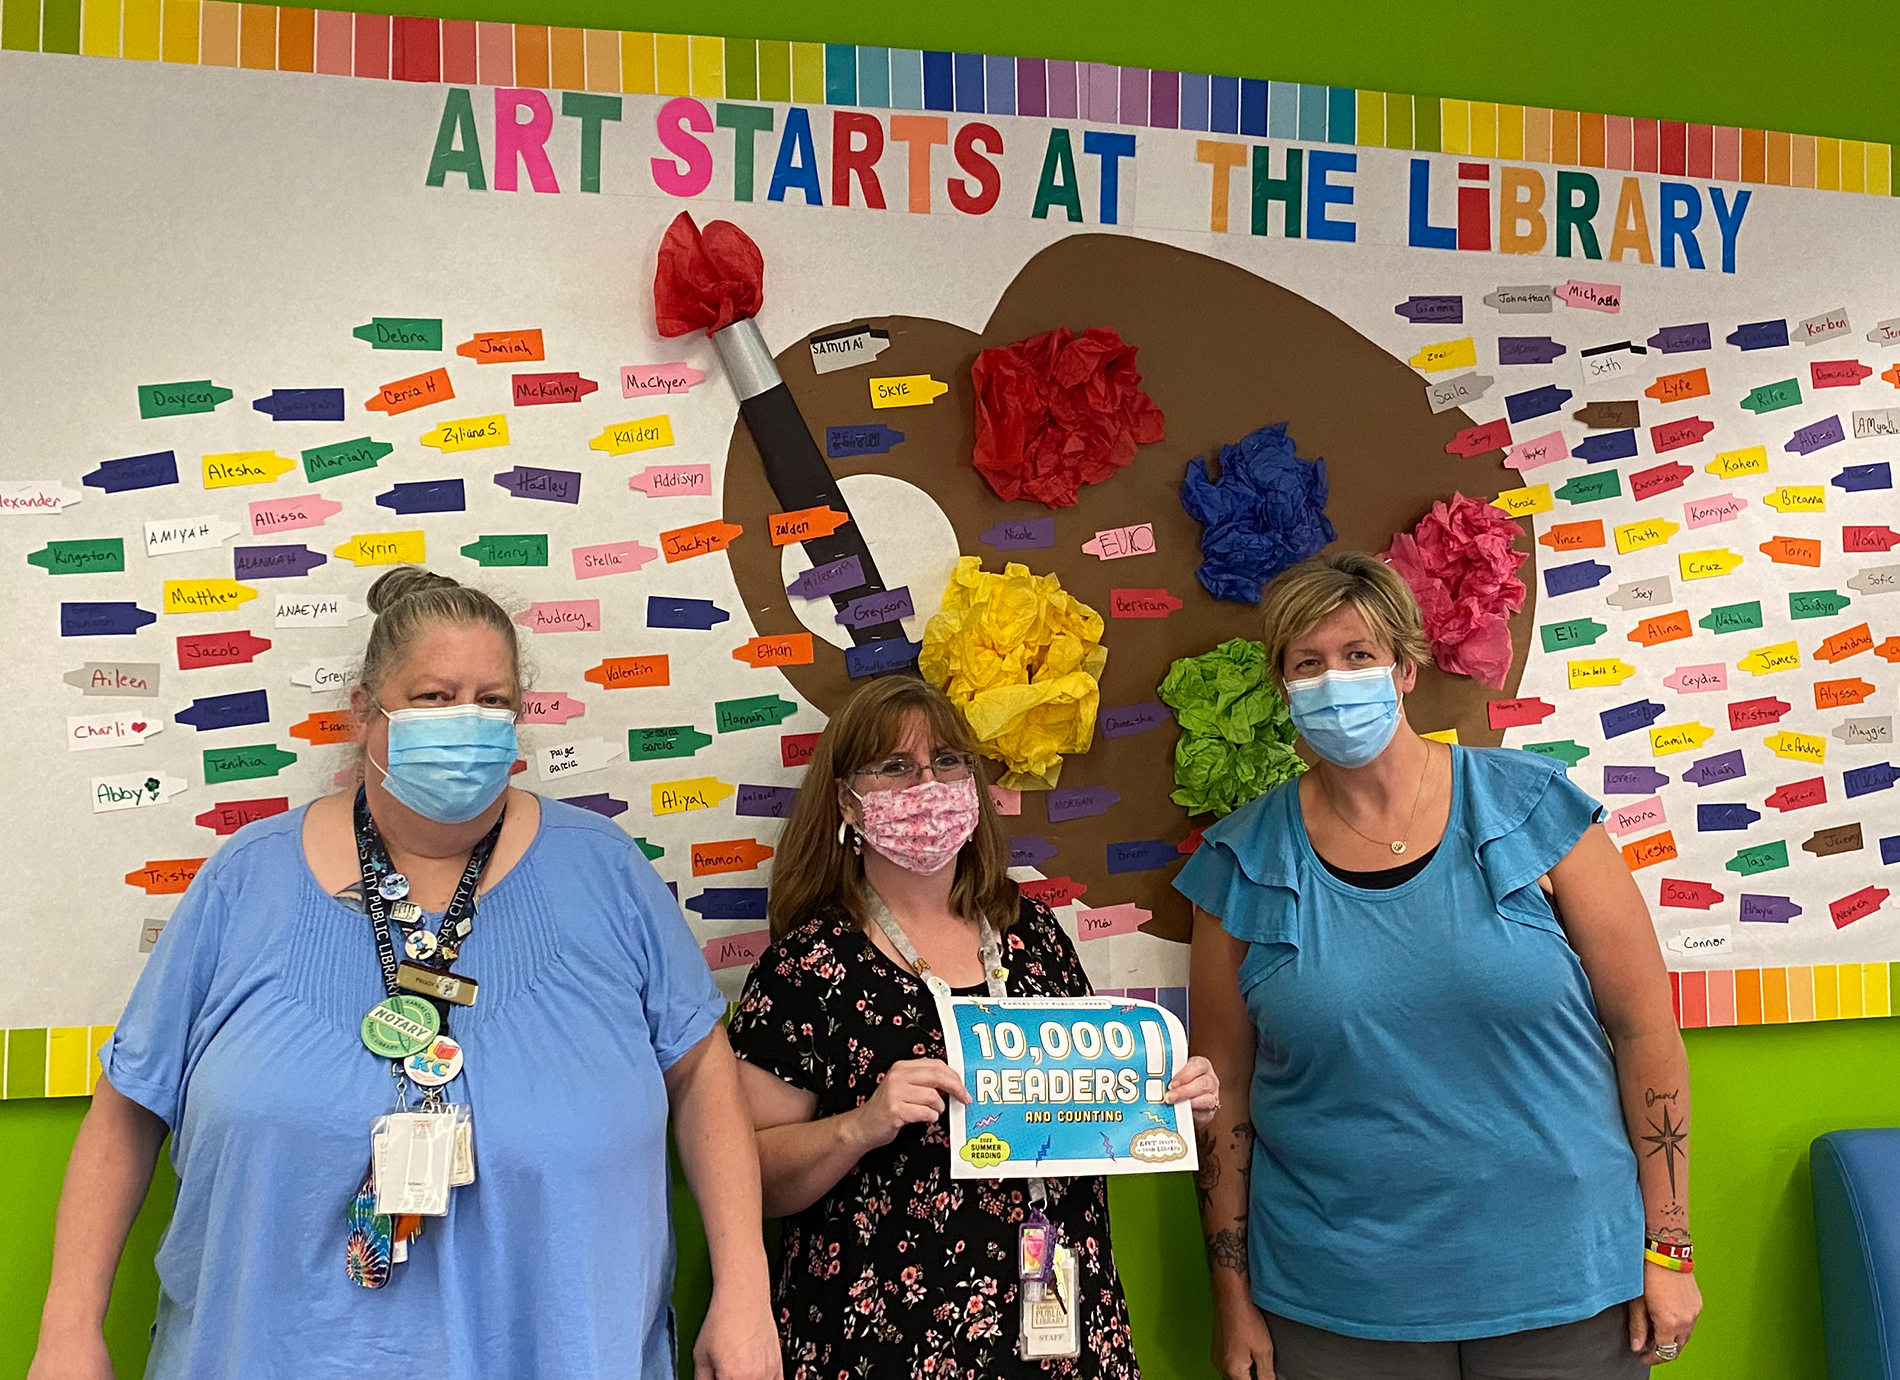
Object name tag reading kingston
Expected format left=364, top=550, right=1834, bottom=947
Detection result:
left=396, top=962, right=478, bottom=1007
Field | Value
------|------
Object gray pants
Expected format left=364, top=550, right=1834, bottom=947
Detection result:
left=1266, top=1305, right=1651, bottom=1380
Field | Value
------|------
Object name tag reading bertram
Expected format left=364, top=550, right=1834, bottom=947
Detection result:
left=395, top=961, right=478, bottom=1007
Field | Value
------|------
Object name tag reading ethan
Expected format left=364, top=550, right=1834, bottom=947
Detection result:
left=937, top=995, right=1195, bottom=1180
left=395, top=962, right=478, bottom=1007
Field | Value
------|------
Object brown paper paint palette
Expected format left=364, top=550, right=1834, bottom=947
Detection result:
left=724, top=234, right=1532, bottom=944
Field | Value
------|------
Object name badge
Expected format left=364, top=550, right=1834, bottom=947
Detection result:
left=396, top=961, right=478, bottom=1007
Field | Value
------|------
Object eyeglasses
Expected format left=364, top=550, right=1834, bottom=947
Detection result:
left=850, top=751, right=978, bottom=788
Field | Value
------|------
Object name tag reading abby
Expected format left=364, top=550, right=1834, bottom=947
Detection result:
left=395, top=961, right=478, bottom=1007
left=937, top=995, right=1196, bottom=1180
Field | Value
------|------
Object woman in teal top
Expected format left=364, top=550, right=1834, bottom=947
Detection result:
left=1179, top=552, right=1701, bottom=1380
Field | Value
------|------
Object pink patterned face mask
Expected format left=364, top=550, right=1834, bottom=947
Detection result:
left=853, top=777, right=981, bottom=875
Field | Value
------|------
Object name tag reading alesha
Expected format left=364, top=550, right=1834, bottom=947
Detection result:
left=396, top=962, right=478, bottom=1008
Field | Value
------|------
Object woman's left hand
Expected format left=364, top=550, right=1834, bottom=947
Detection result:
left=693, top=1281, right=782, bottom=1380
left=1628, top=1261, right=1701, bottom=1366
left=1164, top=1055, right=1223, bottom=1129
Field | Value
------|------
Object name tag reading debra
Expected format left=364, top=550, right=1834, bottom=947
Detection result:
left=939, top=996, right=1196, bottom=1180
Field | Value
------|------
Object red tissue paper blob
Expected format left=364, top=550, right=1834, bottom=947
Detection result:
left=970, top=326, right=1166, bottom=508
left=1382, top=493, right=1528, bottom=690
left=652, top=211, right=764, bottom=338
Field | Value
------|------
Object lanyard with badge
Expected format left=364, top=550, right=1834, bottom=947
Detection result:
left=864, top=890, right=1081, bottom=1361
left=345, top=786, right=499, bottom=1290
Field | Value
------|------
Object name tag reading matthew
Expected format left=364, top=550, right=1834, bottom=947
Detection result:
left=937, top=996, right=1196, bottom=1180
left=396, top=962, right=478, bottom=1007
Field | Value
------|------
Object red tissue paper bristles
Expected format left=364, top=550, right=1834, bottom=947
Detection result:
left=971, top=326, right=1166, bottom=509
left=652, top=211, right=765, bottom=338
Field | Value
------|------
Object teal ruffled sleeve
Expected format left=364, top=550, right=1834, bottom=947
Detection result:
left=1173, top=781, right=1303, bottom=954
left=1464, top=748, right=1606, bottom=915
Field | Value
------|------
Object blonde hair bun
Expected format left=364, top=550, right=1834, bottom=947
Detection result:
left=366, top=566, right=461, bottom=615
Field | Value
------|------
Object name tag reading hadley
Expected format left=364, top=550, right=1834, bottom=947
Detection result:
left=396, top=961, right=478, bottom=1007
left=937, top=995, right=1196, bottom=1180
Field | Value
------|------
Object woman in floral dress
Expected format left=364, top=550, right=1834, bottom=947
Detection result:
left=728, top=677, right=1219, bottom=1379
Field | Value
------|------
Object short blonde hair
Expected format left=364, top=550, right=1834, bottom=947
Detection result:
left=1259, top=552, right=1432, bottom=692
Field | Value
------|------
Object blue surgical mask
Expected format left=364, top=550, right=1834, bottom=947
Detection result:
left=1285, top=666, right=1401, bottom=768
left=374, top=703, right=518, bottom=823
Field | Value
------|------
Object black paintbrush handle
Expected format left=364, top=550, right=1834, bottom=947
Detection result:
left=738, top=383, right=910, bottom=650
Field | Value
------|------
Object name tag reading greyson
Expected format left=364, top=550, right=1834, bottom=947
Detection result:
left=937, top=995, right=1196, bottom=1180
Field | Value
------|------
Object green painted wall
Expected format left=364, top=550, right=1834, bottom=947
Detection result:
left=4, top=4, right=1899, bottom=1377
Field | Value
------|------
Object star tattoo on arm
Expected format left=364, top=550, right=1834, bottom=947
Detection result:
left=1641, top=1103, right=1687, bottom=1198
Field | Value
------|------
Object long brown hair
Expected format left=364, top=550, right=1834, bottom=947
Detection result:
left=767, top=676, right=1016, bottom=938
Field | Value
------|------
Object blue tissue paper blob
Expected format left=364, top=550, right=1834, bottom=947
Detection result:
left=1180, top=422, right=1336, bottom=604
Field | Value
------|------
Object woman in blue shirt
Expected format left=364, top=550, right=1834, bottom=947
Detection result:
left=29, top=566, right=779, bottom=1380
left=1179, top=552, right=1701, bottom=1379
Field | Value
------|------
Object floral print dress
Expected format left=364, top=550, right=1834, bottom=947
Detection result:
left=728, top=896, right=1139, bottom=1380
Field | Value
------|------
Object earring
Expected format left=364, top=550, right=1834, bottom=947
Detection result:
left=837, top=820, right=862, bottom=855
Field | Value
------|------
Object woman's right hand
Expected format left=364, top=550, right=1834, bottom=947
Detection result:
left=850, top=1059, right=970, bottom=1149
left=1212, top=1294, right=1276, bottom=1380
left=27, top=1329, right=117, bottom=1380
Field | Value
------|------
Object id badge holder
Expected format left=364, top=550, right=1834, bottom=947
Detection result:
left=1019, top=1244, right=1081, bottom=1360
left=372, top=1110, right=457, bottom=1217
left=449, top=1102, right=476, bottom=1187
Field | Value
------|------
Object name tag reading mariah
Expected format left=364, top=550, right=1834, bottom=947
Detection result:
left=936, top=995, right=1196, bottom=1180
left=395, top=961, right=478, bottom=1007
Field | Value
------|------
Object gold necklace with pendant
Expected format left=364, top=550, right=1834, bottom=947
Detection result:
left=1321, top=743, right=1433, bottom=856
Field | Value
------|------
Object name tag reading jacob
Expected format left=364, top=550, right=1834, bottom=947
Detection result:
left=396, top=961, right=478, bottom=1007
left=936, top=995, right=1196, bottom=1179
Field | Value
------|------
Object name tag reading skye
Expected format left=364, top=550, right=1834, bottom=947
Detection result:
left=396, top=961, right=478, bottom=1007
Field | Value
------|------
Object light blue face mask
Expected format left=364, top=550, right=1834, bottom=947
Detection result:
left=374, top=703, right=519, bottom=823
left=1284, top=665, right=1402, bottom=769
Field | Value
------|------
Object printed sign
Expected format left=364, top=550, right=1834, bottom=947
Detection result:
left=939, top=995, right=1195, bottom=1180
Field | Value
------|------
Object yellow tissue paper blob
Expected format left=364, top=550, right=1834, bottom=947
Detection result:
left=919, top=557, right=1107, bottom=791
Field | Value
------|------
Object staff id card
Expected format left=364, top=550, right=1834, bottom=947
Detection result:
left=936, top=995, right=1196, bottom=1180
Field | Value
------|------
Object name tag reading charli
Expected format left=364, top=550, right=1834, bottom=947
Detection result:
left=396, top=961, right=478, bottom=1007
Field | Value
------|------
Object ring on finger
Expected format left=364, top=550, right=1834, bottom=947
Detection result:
left=1653, top=1342, right=1682, bottom=1362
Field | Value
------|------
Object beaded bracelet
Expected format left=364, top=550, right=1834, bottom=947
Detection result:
left=1644, top=1248, right=1694, bottom=1273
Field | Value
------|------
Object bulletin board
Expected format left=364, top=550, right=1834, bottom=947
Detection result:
left=3, top=14, right=1898, bottom=1096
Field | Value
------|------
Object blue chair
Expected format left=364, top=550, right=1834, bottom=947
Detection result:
left=1813, top=1130, right=1900, bottom=1380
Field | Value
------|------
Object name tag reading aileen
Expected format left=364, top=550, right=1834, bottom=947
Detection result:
left=396, top=962, right=478, bottom=1007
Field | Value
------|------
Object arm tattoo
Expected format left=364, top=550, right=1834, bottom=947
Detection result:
left=1194, top=1152, right=1222, bottom=1210
left=1205, top=1225, right=1247, bottom=1273
left=1640, top=1093, right=1688, bottom=1199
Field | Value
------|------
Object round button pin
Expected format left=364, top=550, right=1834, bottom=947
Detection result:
left=377, top=872, right=410, bottom=901
left=403, top=1035, right=464, bottom=1087
left=360, top=994, right=440, bottom=1059
left=404, top=929, right=439, bottom=961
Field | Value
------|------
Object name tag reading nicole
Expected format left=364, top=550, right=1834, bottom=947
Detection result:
left=937, top=995, right=1195, bottom=1180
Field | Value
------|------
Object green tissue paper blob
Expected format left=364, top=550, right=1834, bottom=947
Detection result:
left=1157, top=637, right=1305, bottom=817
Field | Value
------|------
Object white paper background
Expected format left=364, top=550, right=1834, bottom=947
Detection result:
left=4, top=51, right=1898, bottom=1027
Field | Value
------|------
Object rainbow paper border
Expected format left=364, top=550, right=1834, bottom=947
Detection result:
left=6, top=968, right=1895, bottom=1100
left=0, top=5, right=1892, bottom=196
left=1672, top=963, right=1896, bottom=1029
left=1, top=1026, right=113, bottom=1100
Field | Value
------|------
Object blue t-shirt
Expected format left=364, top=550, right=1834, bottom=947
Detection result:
left=105, top=798, right=724, bottom=1380
left=1173, top=746, right=1643, bottom=1342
